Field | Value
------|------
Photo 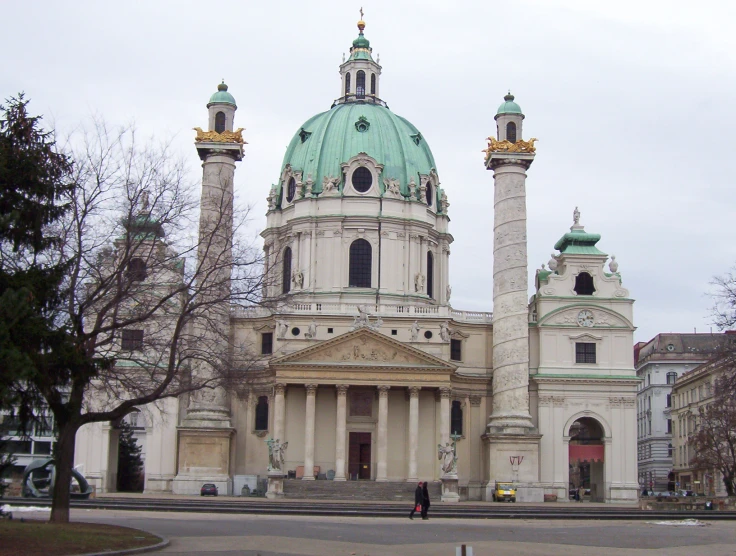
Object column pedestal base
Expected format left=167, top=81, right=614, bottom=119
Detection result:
left=173, top=427, right=234, bottom=495
left=441, top=474, right=460, bottom=502
left=482, top=431, right=542, bottom=502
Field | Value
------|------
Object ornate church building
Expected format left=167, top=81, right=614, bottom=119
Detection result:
left=75, top=18, right=639, bottom=502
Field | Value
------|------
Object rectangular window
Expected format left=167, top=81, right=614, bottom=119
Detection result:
left=666, top=394, right=672, bottom=408
left=450, top=339, right=462, bottom=361
left=575, top=342, right=596, bottom=364
left=121, top=329, right=144, bottom=351
left=667, top=419, right=672, bottom=434
left=261, top=332, right=273, bottom=355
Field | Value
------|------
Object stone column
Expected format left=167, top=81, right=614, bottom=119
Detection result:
left=273, top=383, right=286, bottom=441
left=439, top=387, right=451, bottom=447
left=302, top=384, right=318, bottom=480
left=407, top=387, right=420, bottom=482
left=486, top=153, right=535, bottom=433
left=376, top=386, right=390, bottom=482
left=334, top=385, right=349, bottom=481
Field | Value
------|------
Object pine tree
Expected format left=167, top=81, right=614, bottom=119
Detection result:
left=116, top=420, right=144, bottom=492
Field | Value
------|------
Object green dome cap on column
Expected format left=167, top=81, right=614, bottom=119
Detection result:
left=496, top=92, right=522, bottom=115
left=208, top=81, right=236, bottom=107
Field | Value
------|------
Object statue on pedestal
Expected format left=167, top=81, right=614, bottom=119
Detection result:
left=266, top=438, right=288, bottom=472
left=438, top=441, right=457, bottom=475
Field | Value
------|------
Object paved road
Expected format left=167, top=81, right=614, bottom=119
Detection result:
left=63, top=508, right=736, bottom=556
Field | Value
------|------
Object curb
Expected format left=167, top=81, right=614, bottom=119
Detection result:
left=75, top=534, right=170, bottom=556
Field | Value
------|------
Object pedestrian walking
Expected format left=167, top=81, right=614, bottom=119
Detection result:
left=409, top=481, right=423, bottom=519
left=421, top=481, right=431, bottom=520
left=577, top=485, right=584, bottom=502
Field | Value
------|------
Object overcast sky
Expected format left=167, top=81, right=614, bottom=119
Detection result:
left=4, top=0, right=736, bottom=343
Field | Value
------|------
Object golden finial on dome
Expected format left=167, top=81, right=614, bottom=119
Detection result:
left=357, top=7, right=365, bottom=32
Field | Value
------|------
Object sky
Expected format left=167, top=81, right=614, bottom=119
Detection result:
left=4, top=0, right=736, bottom=343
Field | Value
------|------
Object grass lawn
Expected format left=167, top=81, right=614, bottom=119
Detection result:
left=0, top=520, right=162, bottom=556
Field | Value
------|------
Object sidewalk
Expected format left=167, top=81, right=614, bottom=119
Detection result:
left=95, top=491, right=637, bottom=507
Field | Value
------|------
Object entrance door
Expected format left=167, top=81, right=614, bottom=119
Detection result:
left=348, top=432, right=371, bottom=480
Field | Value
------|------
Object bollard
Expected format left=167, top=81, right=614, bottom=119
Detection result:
left=456, top=545, right=473, bottom=556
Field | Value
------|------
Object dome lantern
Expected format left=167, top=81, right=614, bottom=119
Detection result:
left=337, top=10, right=383, bottom=106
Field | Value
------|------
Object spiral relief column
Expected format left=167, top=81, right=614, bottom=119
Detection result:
left=482, top=93, right=542, bottom=502
left=487, top=154, right=534, bottom=432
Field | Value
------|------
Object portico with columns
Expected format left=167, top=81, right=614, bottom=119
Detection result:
left=265, top=328, right=481, bottom=483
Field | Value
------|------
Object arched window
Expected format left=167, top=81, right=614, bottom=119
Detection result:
left=127, top=258, right=147, bottom=282
left=215, top=111, right=226, bottom=133
left=574, top=272, right=595, bottom=295
left=506, top=121, right=517, bottom=143
left=425, top=182, right=433, bottom=206
left=426, top=251, right=434, bottom=298
left=255, top=396, right=269, bottom=431
left=370, top=73, right=376, bottom=95
left=282, top=247, right=292, bottom=294
left=286, top=177, right=296, bottom=202
left=348, top=239, right=371, bottom=288
left=345, top=72, right=351, bottom=96
left=451, top=400, right=463, bottom=436
left=356, top=71, right=366, bottom=99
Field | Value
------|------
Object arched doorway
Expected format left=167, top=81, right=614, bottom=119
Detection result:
left=107, top=409, right=146, bottom=492
left=568, top=417, right=605, bottom=502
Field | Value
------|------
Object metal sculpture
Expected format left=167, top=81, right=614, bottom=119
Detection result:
left=21, top=457, right=93, bottom=499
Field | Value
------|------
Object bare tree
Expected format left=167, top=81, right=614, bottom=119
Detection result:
left=711, top=268, right=736, bottom=331
left=688, top=356, right=736, bottom=496
left=26, top=119, right=271, bottom=522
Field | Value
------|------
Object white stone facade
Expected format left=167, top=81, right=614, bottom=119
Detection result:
left=74, top=21, right=639, bottom=502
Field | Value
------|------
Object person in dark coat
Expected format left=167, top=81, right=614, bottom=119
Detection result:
left=409, top=481, right=423, bottom=519
left=421, top=481, right=431, bottom=520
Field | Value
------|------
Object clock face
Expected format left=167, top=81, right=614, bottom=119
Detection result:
left=577, top=310, right=594, bottom=327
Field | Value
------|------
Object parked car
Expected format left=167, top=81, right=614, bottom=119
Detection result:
left=200, top=483, right=218, bottom=496
left=492, top=481, right=516, bottom=502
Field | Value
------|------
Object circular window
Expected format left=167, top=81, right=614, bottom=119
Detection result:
left=291, top=327, right=301, bottom=336
left=425, top=182, right=433, bottom=206
left=286, top=177, right=296, bottom=202
left=424, top=330, right=433, bottom=339
left=352, top=167, right=373, bottom=193
left=666, top=344, right=675, bottom=352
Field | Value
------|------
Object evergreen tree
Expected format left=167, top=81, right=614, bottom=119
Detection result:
left=116, top=420, right=143, bottom=492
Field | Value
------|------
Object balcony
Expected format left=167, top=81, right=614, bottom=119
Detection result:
left=233, top=303, right=493, bottom=324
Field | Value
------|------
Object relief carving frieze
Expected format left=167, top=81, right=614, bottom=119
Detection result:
left=299, top=336, right=424, bottom=365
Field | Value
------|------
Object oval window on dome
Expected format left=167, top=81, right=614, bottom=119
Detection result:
left=425, top=182, right=433, bottom=206
left=352, top=167, right=372, bottom=193
left=286, top=177, right=296, bottom=202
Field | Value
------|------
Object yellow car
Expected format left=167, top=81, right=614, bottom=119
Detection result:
left=492, top=481, right=516, bottom=502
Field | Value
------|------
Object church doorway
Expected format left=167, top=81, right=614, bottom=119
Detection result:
left=568, top=417, right=605, bottom=502
left=106, top=410, right=146, bottom=493
left=348, top=432, right=372, bottom=480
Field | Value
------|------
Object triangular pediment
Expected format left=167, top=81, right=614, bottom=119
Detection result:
left=270, top=328, right=455, bottom=370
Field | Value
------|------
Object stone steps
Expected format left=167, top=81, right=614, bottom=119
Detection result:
left=282, top=479, right=442, bottom=501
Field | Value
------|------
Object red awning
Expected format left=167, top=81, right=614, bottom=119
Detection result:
left=569, top=444, right=604, bottom=463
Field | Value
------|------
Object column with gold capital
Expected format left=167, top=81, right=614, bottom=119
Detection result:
left=483, top=92, right=536, bottom=433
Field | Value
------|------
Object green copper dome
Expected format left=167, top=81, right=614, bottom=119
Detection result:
left=208, top=81, right=236, bottom=107
left=496, top=92, right=522, bottom=115
left=278, top=103, right=438, bottom=199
